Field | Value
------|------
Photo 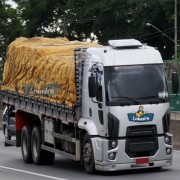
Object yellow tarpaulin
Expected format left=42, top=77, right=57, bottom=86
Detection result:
left=1, top=37, right=100, bottom=107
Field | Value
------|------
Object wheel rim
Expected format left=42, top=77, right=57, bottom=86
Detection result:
left=22, top=136, right=27, bottom=156
left=32, top=135, right=38, bottom=158
left=83, top=142, right=93, bottom=165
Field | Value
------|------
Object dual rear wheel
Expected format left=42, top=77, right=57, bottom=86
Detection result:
left=21, top=126, right=32, bottom=163
left=21, top=125, right=55, bottom=165
left=21, top=127, right=95, bottom=173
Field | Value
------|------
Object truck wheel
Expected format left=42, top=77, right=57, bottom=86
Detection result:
left=21, top=125, right=32, bottom=163
left=83, top=133, right=95, bottom=174
left=31, top=126, right=55, bottom=165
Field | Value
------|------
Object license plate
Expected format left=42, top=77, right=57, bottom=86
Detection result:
left=135, top=158, right=150, bottom=164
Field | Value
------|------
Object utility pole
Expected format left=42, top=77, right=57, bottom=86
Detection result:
left=115, top=12, right=118, bottom=38
left=175, top=0, right=178, bottom=66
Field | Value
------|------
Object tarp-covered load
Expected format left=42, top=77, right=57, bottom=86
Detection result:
left=1, top=37, right=100, bottom=107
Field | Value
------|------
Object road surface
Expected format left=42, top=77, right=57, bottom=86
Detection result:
left=0, top=131, right=180, bottom=180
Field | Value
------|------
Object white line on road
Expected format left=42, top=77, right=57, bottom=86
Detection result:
left=0, top=165, right=68, bottom=180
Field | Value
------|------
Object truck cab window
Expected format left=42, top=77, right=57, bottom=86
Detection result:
left=105, top=64, right=168, bottom=106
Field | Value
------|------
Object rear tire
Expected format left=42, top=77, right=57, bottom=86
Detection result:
left=31, top=126, right=55, bottom=165
left=21, top=125, right=32, bottom=163
left=83, top=133, right=95, bottom=174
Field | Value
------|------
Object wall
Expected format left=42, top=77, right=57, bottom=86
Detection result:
left=170, top=112, right=180, bottom=150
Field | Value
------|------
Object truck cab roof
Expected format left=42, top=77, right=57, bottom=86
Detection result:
left=86, top=39, right=163, bottom=66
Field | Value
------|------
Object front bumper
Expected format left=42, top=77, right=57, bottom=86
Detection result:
left=95, top=160, right=172, bottom=171
left=91, top=135, right=172, bottom=171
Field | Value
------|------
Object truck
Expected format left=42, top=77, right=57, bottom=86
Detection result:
left=1, top=38, right=179, bottom=173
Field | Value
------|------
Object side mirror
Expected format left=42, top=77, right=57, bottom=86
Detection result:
left=172, top=71, right=179, bottom=94
left=88, top=76, right=96, bottom=98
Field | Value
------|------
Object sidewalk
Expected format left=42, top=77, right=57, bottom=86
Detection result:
left=170, top=112, right=180, bottom=150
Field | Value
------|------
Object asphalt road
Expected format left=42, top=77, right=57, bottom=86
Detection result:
left=0, top=131, right=180, bottom=180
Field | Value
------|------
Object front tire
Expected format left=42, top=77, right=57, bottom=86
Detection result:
left=21, top=125, right=32, bottom=163
left=83, top=133, right=95, bottom=174
left=31, top=126, right=55, bottom=165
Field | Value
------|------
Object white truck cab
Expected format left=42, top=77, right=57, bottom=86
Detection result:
left=79, top=39, right=177, bottom=171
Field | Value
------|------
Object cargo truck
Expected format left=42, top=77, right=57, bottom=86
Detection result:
left=1, top=38, right=179, bottom=173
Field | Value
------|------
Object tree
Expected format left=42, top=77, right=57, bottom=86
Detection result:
left=62, top=0, right=179, bottom=61
left=126, top=0, right=176, bottom=60
left=63, top=0, right=131, bottom=42
left=0, top=0, right=24, bottom=43
left=0, top=0, right=24, bottom=80
left=6, top=0, right=180, bottom=60
left=15, top=0, right=67, bottom=37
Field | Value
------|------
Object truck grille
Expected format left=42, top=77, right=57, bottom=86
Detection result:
left=125, top=125, right=159, bottom=158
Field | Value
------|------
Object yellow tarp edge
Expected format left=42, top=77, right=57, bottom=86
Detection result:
left=1, top=37, right=101, bottom=107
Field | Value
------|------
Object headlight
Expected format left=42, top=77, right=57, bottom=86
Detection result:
left=166, top=148, right=172, bottom=156
left=109, top=140, right=118, bottom=150
left=108, top=152, right=116, bottom=160
left=164, top=135, right=172, bottom=145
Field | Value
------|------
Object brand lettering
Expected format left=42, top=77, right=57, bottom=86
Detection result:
left=128, top=113, right=154, bottom=123
left=132, top=116, right=150, bottom=121
left=128, top=106, right=154, bottom=123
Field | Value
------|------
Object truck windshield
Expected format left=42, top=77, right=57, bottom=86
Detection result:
left=104, top=64, right=168, bottom=106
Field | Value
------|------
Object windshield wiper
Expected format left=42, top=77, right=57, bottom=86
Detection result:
left=138, top=96, right=167, bottom=103
left=111, top=96, right=139, bottom=104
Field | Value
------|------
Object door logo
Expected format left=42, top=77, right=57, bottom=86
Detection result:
left=128, top=106, right=154, bottom=122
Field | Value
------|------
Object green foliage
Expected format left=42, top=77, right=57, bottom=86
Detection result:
left=126, top=0, right=175, bottom=59
left=62, top=0, right=179, bottom=60
left=15, top=0, right=66, bottom=37
left=0, top=0, right=24, bottom=80
left=178, top=46, right=180, bottom=62
left=0, top=0, right=24, bottom=43
left=0, top=0, right=180, bottom=61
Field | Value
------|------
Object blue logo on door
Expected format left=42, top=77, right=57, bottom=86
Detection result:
left=128, top=106, right=154, bottom=122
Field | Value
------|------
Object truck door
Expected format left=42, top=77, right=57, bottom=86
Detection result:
left=88, top=64, right=107, bottom=137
